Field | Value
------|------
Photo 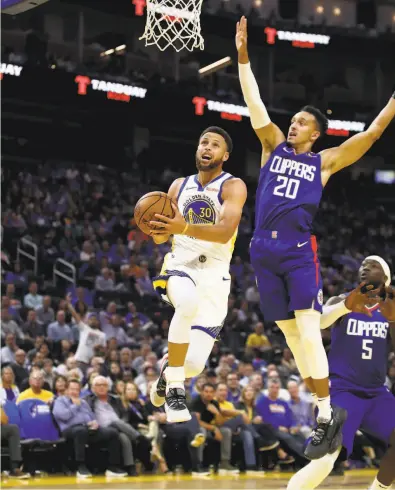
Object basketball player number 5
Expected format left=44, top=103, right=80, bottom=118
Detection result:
left=273, top=176, right=300, bottom=200
left=362, top=339, right=373, bottom=360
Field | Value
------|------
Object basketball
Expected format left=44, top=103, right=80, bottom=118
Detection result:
left=134, top=191, right=175, bottom=235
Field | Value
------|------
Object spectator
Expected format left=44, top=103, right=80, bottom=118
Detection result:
left=86, top=376, right=142, bottom=476
left=135, top=262, right=156, bottom=297
left=53, top=378, right=126, bottom=477
left=4, top=261, right=27, bottom=286
left=1, top=407, right=29, bottom=479
left=22, top=309, right=45, bottom=343
left=190, top=383, right=238, bottom=474
left=5, top=284, right=22, bottom=309
left=262, top=372, right=291, bottom=402
left=226, top=373, right=242, bottom=404
left=124, top=302, right=149, bottom=326
left=10, top=350, right=29, bottom=388
left=17, top=370, right=54, bottom=404
left=280, top=348, right=298, bottom=377
left=245, top=323, right=271, bottom=356
left=36, top=296, right=55, bottom=327
left=66, top=298, right=106, bottom=369
left=287, top=380, right=314, bottom=438
left=102, top=315, right=129, bottom=345
left=47, top=311, right=73, bottom=343
left=256, top=379, right=307, bottom=463
left=95, top=268, right=115, bottom=291
left=80, top=241, right=95, bottom=262
left=215, top=382, right=258, bottom=470
left=53, top=375, right=67, bottom=397
left=1, top=334, right=19, bottom=364
left=236, top=385, right=294, bottom=464
left=0, top=366, right=20, bottom=403
left=24, top=282, right=43, bottom=310
left=119, top=348, right=136, bottom=378
left=1, top=308, right=24, bottom=341
left=43, top=358, right=56, bottom=390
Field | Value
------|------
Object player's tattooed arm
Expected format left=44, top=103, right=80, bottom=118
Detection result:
left=236, top=16, right=285, bottom=162
left=151, top=178, right=184, bottom=245
left=321, top=96, right=395, bottom=176
left=151, top=178, right=247, bottom=244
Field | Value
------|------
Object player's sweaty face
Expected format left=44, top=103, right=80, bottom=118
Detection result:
left=196, top=132, right=228, bottom=171
left=359, top=259, right=385, bottom=287
left=287, top=112, right=319, bottom=145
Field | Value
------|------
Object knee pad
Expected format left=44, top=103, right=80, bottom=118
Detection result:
left=277, top=319, right=311, bottom=379
left=295, top=309, right=329, bottom=379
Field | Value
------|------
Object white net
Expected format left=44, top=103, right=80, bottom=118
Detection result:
left=139, top=0, right=204, bottom=52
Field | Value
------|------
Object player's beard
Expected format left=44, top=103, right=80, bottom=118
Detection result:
left=195, top=156, right=223, bottom=172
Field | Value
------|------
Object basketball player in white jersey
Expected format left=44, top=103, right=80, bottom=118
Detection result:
left=147, top=126, right=247, bottom=423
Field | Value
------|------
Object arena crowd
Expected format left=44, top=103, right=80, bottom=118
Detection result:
left=1, top=161, right=394, bottom=477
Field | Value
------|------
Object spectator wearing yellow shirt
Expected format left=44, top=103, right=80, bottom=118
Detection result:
left=245, top=323, right=271, bottom=356
left=215, top=383, right=258, bottom=471
left=16, top=371, right=54, bottom=405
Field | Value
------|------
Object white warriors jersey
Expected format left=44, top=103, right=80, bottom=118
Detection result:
left=172, top=172, right=237, bottom=263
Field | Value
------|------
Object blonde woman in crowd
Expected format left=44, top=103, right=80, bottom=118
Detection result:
left=0, top=367, right=20, bottom=403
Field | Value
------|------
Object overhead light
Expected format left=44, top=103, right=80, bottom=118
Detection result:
left=254, top=0, right=262, bottom=7
left=198, top=56, right=232, bottom=77
left=326, top=109, right=332, bottom=115
left=393, top=13, right=395, bottom=22
left=316, top=6, right=324, bottom=14
left=100, top=45, right=127, bottom=57
left=333, top=7, right=341, bottom=16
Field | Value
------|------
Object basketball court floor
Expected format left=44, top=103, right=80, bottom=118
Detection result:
left=1, top=469, right=377, bottom=489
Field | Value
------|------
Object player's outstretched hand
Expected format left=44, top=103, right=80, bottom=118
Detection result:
left=236, top=16, right=248, bottom=54
left=378, top=286, right=395, bottom=322
left=149, top=201, right=187, bottom=236
left=345, top=282, right=382, bottom=317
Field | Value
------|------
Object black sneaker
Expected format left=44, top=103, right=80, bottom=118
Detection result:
left=165, top=386, right=191, bottom=423
left=191, top=466, right=210, bottom=477
left=150, top=355, right=168, bottom=407
left=304, top=405, right=347, bottom=460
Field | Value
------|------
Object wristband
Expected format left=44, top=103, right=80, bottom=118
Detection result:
left=181, top=223, right=189, bottom=235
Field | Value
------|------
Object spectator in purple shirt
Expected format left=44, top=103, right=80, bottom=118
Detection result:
left=124, top=302, right=149, bottom=327
left=47, top=311, right=73, bottom=343
left=96, top=241, right=113, bottom=264
left=226, top=373, right=242, bottom=404
left=102, top=315, right=130, bottom=345
left=287, top=381, right=314, bottom=438
left=5, top=262, right=27, bottom=286
left=256, top=379, right=307, bottom=463
left=52, top=379, right=126, bottom=478
left=95, top=268, right=115, bottom=291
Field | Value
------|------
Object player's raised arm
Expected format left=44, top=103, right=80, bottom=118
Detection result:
left=150, top=178, right=184, bottom=245
left=150, top=178, right=247, bottom=244
left=320, top=283, right=380, bottom=329
left=236, top=16, right=285, bottom=159
left=321, top=94, right=395, bottom=175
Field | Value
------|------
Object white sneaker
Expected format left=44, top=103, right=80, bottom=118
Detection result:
left=105, top=469, right=127, bottom=477
left=165, top=387, right=191, bottom=423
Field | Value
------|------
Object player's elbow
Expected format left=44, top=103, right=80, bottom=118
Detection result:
left=366, top=127, right=382, bottom=142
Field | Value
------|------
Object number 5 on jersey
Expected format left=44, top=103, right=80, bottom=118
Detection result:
left=362, top=339, right=373, bottom=360
left=273, top=176, right=300, bottom=200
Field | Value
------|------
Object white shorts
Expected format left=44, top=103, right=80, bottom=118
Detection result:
left=152, top=251, right=231, bottom=339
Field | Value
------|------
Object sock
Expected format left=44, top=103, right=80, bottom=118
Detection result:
left=287, top=448, right=340, bottom=490
left=370, top=477, right=391, bottom=490
left=317, top=395, right=332, bottom=422
left=166, top=366, right=185, bottom=393
left=312, top=393, right=318, bottom=407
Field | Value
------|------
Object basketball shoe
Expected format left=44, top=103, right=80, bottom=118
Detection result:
left=150, top=354, right=168, bottom=407
left=304, top=405, right=347, bottom=460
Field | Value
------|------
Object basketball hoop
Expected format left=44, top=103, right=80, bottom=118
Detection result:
left=139, top=0, right=204, bottom=52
